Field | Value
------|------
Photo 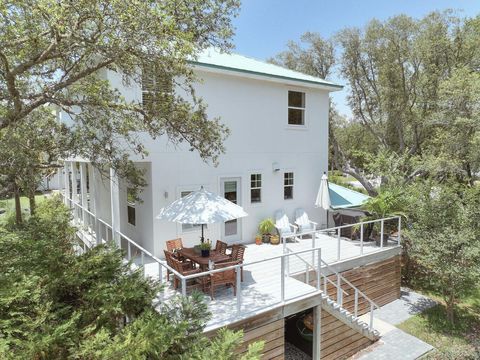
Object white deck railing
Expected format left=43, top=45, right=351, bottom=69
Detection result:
left=63, top=191, right=398, bottom=330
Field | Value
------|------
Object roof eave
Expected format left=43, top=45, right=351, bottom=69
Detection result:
left=191, top=61, right=343, bottom=92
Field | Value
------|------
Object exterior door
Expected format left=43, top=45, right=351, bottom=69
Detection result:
left=220, top=177, right=242, bottom=243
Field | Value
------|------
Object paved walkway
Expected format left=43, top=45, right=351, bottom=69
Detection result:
left=354, top=289, right=436, bottom=360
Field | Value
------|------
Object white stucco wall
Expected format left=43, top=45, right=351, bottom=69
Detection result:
left=68, top=66, right=332, bottom=257
left=131, top=69, right=331, bottom=256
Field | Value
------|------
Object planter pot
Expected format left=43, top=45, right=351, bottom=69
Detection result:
left=262, top=234, right=271, bottom=243
left=270, top=235, right=280, bottom=245
left=201, top=249, right=210, bottom=257
left=255, top=236, right=262, bottom=245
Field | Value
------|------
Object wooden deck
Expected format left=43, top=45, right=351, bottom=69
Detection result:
left=145, top=233, right=401, bottom=332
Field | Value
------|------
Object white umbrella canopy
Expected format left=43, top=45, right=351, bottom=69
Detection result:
left=156, top=186, right=248, bottom=242
left=315, top=172, right=331, bottom=227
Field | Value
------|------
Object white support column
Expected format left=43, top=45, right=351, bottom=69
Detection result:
left=70, top=162, right=78, bottom=204
left=89, top=164, right=101, bottom=245
left=313, top=304, right=322, bottom=359
left=110, top=168, right=121, bottom=247
left=63, top=162, right=70, bottom=206
left=79, top=163, right=88, bottom=224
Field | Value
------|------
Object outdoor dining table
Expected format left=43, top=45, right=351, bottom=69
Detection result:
left=178, top=247, right=231, bottom=271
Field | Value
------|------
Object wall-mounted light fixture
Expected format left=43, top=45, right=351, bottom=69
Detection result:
left=164, top=191, right=168, bottom=199
left=272, top=162, right=280, bottom=172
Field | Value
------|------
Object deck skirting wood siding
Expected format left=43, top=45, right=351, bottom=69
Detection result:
left=205, top=308, right=285, bottom=360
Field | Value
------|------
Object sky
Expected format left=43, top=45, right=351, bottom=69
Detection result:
left=232, top=0, right=480, bottom=117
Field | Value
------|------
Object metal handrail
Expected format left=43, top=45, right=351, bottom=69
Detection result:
left=319, top=215, right=401, bottom=231
left=285, top=247, right=349, bottom=296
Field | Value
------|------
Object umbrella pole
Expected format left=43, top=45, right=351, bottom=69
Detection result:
left=201, top=224, right=205, bottom=243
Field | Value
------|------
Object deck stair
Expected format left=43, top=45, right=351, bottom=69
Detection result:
left=286, top=246, right=381, bottom=342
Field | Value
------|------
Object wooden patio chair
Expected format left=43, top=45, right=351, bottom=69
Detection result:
left=163, top=250, right=196, bottom=283
left=164, top=251, right=201, bottom=290
left=231, top=244, right=245, bottom=281
left=166, top=238, right=183, bottom=252
left=201, top=261, right=238, bottom=300
left=214, top=240, right=228, bottom=255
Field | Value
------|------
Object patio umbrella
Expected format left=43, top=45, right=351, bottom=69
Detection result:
left=315, top=172, right=331, bottom=228
left=156, top=186, right=248, bottom=243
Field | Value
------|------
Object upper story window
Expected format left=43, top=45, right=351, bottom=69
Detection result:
left=141, top=65, right=172, bottom=113
left=288, top=91, right=306, bottom=125
left=284, top=172, right=294, bottom=200
left=127, top=188, right=136, bottom=226
left=250, top=174, right=262, bottom=203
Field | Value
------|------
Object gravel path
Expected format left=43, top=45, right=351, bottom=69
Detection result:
left=284, top=342, right=311, bottom=360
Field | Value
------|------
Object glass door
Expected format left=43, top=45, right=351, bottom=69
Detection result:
left=221, top=178, right=242, bottom=243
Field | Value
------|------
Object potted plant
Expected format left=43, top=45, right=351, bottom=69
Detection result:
left=259, top=218, right=275, bottom=243
left=255, top=233, right=262, bottom=245
left=270, top=233, right=280, bottom=245
left=199, top=241, right=211, bottom=257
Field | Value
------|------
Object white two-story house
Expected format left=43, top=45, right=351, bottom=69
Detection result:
left=61, top=49, right=403, bottom=360
left=63, top=49, right=342, bottom=256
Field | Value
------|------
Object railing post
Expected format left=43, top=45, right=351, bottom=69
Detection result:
left=337, top=228, right=341, bottom=261
left=360, top=223, right=364, bottom=255
left=369, top=304, right=374, bottom=328
left=337, top=274, right=342, bottom=305
left=281, top=255, right=285, bottom=302
left=158, top=263, right=163, bottom=284
left=181, top=278, right=187, bottom=297
left=311, top=233, right=315, bottom=268
left=354, top=289, right=359, bottom=317
left=236, top=265, right=242, bottom=314
left=397, top=216, right=402, bottom=245
left=128, top=242, right=132, bottom=260
left=305, top=263, right=309, bottom=284
left=324, top=275, right=327, bottom=294
left=380, top=219, right=384, bottom=249
left=316, top=249, right=321, bottom=291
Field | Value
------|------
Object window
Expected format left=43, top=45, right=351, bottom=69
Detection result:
left=284, top=172, right=294, bottom=200
left=250, top=174, right=262, bottom=203
left=288, top=91, right=305, bottom=125
left=127, top=188, right=136, bottom=226
left=180, top=191, right=205, bottom=232
left=141, top=65, right=172, bottom=113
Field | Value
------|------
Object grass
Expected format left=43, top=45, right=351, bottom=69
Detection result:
left=397, top=289, right=480, bottom=359
left=0, top=194, right=49, bottom=224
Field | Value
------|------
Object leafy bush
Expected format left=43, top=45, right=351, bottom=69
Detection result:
left=0, top=197, right=262, bottom=359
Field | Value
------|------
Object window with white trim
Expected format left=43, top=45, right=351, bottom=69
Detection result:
left=288, top=91, right=305, bottom=125
left=284, top=172, right=294, bottom=200
left=180, top=191, right=205, bottom=232
left=250, top=174, right=262, bottom=203
left=127, top=188, right=136, bottom=226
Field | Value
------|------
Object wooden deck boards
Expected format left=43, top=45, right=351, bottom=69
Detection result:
left=144, top=233, right=400, bottom=331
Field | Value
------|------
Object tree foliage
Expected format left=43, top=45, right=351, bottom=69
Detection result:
left=405, top=183, right=480, bottom=324
left=0, top=197, right=262, bottom=359
left=0, top=0, right=240, bottom=210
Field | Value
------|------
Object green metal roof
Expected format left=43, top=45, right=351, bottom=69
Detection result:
left=329, top=183, right=370, bottom=210
left=192, top=49, right=343, bottom=90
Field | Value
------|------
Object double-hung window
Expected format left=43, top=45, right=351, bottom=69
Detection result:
left=284, top=172, right=294, bottom=200
left=127, top=188, right=136, bottom=226
left=250, top=174, right=262, bottom=203
left=288, top=91, right=306, bottom=125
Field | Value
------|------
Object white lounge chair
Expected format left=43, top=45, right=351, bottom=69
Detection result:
left=294, top=208, right=318, bottom=235
left=274, top=210, right=297, bottom=243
